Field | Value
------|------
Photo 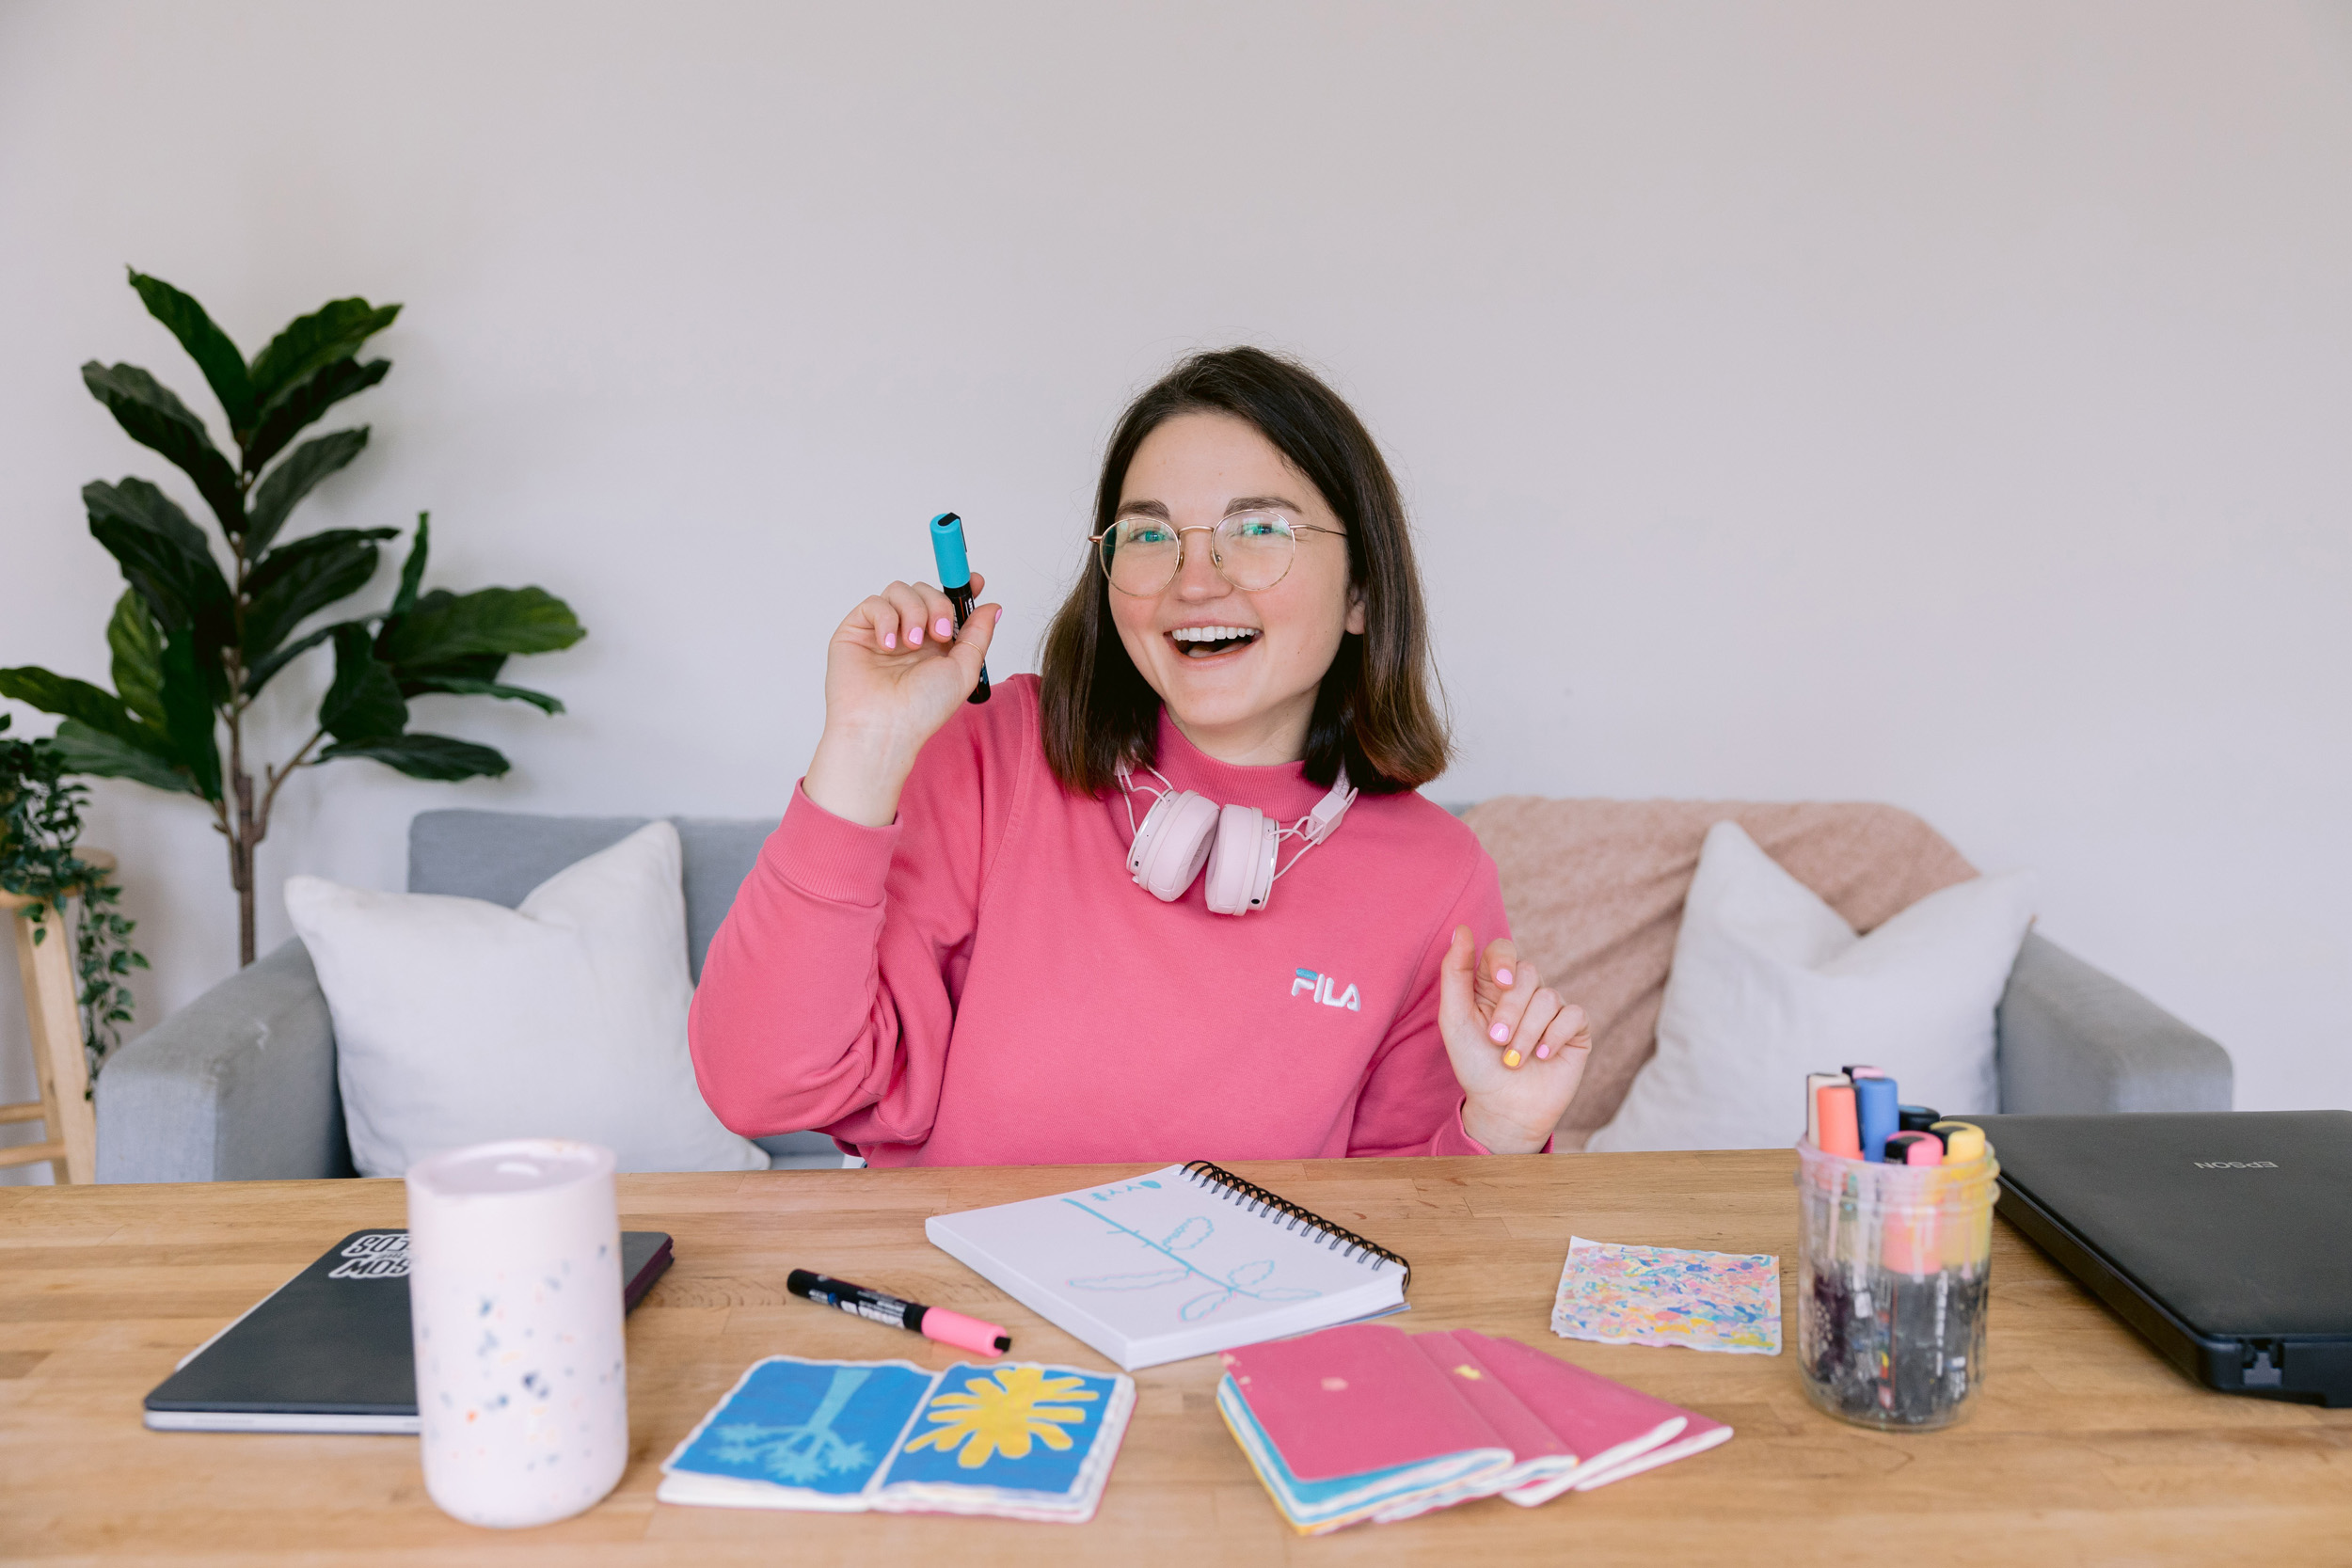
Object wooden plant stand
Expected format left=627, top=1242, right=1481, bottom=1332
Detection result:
left=0, top=850, right=111, bottom=1184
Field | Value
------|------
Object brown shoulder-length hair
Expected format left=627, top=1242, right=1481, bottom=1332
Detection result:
left=1040, top=347, right=1451, bottom=798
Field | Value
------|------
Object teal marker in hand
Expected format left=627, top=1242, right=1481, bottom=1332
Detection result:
left=929, top=512, right=990, bottom=705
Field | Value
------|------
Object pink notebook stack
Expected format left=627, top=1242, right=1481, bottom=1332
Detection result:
left=1217, top=1323, right=1730, bottom=1534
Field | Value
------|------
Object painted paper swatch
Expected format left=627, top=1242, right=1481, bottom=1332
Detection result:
left=1549, top=1237, right=1782, bottom=1354
left=659, top=1354, right=1136, bottom=1522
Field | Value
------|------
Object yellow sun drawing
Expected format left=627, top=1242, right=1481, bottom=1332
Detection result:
left=902, top=1366, right=1100, bottom=1469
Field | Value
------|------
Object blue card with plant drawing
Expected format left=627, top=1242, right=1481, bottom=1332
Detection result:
left=660, top=1354, right=1137, bottom=1521
left=667, top=1356, right=932, bottom=1497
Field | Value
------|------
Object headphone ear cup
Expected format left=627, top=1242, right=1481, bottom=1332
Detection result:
left=1204, top=803, right=1280, bottom=915
left=1125, top=790, right=1175, bottom=880
left=1129, top=790, right=1218, bottom=902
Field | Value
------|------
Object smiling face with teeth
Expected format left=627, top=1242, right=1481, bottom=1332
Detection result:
left=1107, top=412, right=1363, bottom=768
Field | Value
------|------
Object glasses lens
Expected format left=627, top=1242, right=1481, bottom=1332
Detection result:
left=1215, top=512, right=1297, bottom=591
left=1101, top=517, right=1182, bottom=594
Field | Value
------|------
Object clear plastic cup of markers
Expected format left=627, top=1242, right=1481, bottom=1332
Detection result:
left=1794, top=1141, right=2000, bottom=1432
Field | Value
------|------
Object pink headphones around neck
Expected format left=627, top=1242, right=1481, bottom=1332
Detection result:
left=1116, top=762, right=1358, bottom=915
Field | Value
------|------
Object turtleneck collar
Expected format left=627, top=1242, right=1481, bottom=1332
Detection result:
left=1143, top=705, right=1333, bottom=819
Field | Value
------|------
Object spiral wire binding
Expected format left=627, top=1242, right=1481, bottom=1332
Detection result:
left=1180, top=1160, right=1411, bottom=1291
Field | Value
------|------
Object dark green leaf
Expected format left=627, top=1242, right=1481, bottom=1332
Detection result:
left=245, top=428, right=368, bottom=556
left=49, top=720, right=196, bottom=796
left=241, top=621, right=344, bottom=697
left=157, top=627, right=223, bottom=801
left=126, top=270, right=252, bottom=430
left=246, top=296, right=399, bottom=441
left=83, top=478, right=233, bottom=636
left=241, top=528, right=395, bottom=661
left=80, top=362, right=246, bottom=535
left=320, top=625, right=407, bottom=742
left=397, top=673, right=564, bottom=715
left=379, top=587, right=585, bottom=669
left=317, top=732, right=508, bottom=782
left=388, top=651, right=508, bottom=687
left=242, top=357, right=389, bottom=474
left=105, top=591, right=167, bottom=732
left=0, top=667, right=155, bottom=749
left=389, top=512, right=429, bottom=618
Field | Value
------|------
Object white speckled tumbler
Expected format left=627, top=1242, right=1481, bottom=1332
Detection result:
left=405, top=1140, right=628, bottom=1528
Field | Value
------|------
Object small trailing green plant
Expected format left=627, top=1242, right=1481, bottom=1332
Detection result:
left=0, top=714, right=145, bottom=1085
left=0, top=271, right=585, bottom=966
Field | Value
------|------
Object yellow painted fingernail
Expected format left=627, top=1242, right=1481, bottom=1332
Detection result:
left=1502, top=1050, right=1521, bottom=1069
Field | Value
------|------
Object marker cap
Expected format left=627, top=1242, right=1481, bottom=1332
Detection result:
left=1931, top=1121, right=1988, bottom=1164
left=1852, top=1076, right=1900, bottom=1163
left=929, top=512, right=972, bottom=589
left=918, top=1305, right=1010, bottom=1357
left=1804, top=1071, right=1851, bottom=1147
left=1815, top=1085, right=1861, bottom=1158
left=1898, top=1104, right=1942, bottom=1132
left=1841, top=1064, right=1886, bottom=1080
left=1885, top=1132, right=1942, bottom=1166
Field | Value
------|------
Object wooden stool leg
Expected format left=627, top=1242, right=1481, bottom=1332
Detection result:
left=7, top=900, right=97, bottom=1184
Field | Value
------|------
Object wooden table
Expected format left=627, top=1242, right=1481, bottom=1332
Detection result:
left=4, top=1152, right=2347, bottom=1565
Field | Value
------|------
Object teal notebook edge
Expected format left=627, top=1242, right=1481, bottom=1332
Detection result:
left=1215, top=1373, right=1508, bottom=1528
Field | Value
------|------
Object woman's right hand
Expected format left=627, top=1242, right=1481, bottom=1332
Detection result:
left=803, top=575, right=1002, bottom=827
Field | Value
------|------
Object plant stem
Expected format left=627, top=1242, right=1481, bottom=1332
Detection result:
left=256, top=727, right=325, bottom=844
left=226, top=470, right=257, bottom=968
left=227, top=698, right=255, bottom=967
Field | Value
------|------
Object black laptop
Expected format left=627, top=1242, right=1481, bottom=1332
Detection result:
left=145, top=1229, right=674, bottom=1433
left=1973, top=1111, right=2352, bottom=1407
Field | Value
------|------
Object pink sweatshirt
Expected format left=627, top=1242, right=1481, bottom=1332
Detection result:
left=689, top=673, right=1513, bottom=1166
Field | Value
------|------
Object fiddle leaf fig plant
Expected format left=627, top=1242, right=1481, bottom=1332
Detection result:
left=0, top=270, right=585, bottom=966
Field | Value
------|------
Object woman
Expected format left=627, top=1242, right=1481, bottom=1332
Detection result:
left=691, top=348, right=1591, bottom=1165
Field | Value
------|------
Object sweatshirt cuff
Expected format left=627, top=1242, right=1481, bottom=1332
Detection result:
left=1439, top=1103, right=1557, bottom=1157
left=1437, top=1104, right=1490, bottom=1158
left=767, top=781, right=901, bottom=906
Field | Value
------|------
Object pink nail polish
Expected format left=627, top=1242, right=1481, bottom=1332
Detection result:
left=1489, top=1022, right=1509, bottom=1044
left=936, top=617, right=953, bottom=638
left=882, top=632, right=897, bottom=649
left=1536, top=1044, right=1551, bottom=1060
left=1496, top=968, right=1514, bottom=987
left=909, top=625, right=923, bottom=645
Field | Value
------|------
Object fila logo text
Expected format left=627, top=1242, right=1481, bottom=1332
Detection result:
left=1292, top=968, right=1361, bottom=1012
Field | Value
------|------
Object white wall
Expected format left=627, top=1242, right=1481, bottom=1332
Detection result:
left=4, top=1, right=2347, bottom=1180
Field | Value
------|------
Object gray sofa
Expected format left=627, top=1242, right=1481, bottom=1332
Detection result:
left=98, top=811, right=846, bottom=1181
left=96, top=808, right=2233, bottom=1183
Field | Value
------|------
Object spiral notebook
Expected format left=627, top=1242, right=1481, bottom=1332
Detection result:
left=924, top=1162, right=1410, bottom=1370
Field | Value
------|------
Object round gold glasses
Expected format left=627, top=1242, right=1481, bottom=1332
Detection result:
left=1089, top=511, right=1346, bottom=596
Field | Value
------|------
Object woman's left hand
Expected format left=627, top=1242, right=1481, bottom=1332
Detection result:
left=1437, top=927, right=1593, bottom=1154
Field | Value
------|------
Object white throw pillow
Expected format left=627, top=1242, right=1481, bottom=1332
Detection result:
left=1585, top=820, right=2036, bottom=1154
left=285, top=820, right=768, bottom=1178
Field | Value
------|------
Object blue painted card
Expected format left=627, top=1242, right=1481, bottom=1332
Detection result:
left=659, top=1354, right=1136, bottom=1523
left=666, top=1358, right=933, bottom=1499
left=884, top=1363, right=1123, bottom=1495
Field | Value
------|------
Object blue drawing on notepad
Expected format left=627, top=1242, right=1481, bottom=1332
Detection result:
left=1061, top=1200, right=1321, bottom=1322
